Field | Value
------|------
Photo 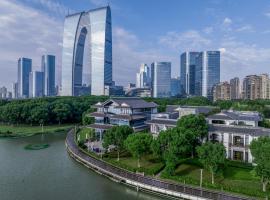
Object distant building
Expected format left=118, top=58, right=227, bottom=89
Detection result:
left=61, top=6, right=112, bottom=96
left=0, top=87, right=8, bottom=99
left=42, top=55, right=56, bottom=96
left=230, top=77, right=241, bottom=100
left=136, top=64, right=151, bottom=88
left=29, top=71, right=44, bottom=98
left=213, top=82, right=231, bottom=101
left=201, top=51, right=220, bottom=100
left=18, top=58, right=32, bottom=98
left=171, top=77, right=180, bottom=97
left=89, top=98, right=158, bottom=140
left=180, top=52, right=200, bottom=96
left=12, top=82, right=18, bottom=99
left=151, top=62, right=171, bottom=98
left=242, top=75, right=262, bottom=100
left=104, top=85, right=125, bottom=96
left=125, top=88, right=151, bottom=97
left=260, top=74, right=270, bottom=99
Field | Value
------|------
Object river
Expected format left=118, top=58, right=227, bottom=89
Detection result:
left=0, top=133, right=164, bottom=200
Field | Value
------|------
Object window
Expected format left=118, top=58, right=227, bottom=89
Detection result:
left=233, top=151, right=243, bottom=161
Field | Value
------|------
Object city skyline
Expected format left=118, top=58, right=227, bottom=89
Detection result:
left=1, top=0, right=270, bottom=90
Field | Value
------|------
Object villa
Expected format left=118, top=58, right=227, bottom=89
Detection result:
left=88, top=98, right=158, bottom=140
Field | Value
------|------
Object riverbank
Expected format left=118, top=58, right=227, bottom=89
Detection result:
left=0, top=124, right=73, bottom=138
left=66, top=130, right=252, bottom=200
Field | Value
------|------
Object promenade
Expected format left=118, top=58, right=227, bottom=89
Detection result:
left=65, top=130, right=253, bottom=200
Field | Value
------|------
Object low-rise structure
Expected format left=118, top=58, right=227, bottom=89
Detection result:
left=89, top=98, right=158, bottom=140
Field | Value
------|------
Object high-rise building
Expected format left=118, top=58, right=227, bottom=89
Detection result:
left=12, top=82, right=18, bottom=99
left=180, top=52, right=200, bottom=96
left=260, top=74, right=270, bottom=99
left=242, top=75, right=262, bottom=100
left=42, top=55, right=55, bottom=96
left=151, top=62, right=171, bottom=98
left=0, top=87, right=8, bottom=99
left=171, top=77, right=181, bottom=97
left=230, top=77, right=241, bottom=100
left=136, top=64, right=151, bottom=88
left=29, top=71, right=44, bottom=98
left=213, top=82, right=231, bottom=101
left=18, top=58, right=32, bottom=98
left=61, top=6, right=112, bottom=96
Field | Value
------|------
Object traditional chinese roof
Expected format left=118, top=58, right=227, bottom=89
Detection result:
left=109, top=114, right=147, bottom=121
left=209, top=124, right=270, bottom=137
left=208, top=111, right=262, bottom=122
left=94, top=98, right=157, bottom=109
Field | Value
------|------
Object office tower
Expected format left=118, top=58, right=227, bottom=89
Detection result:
left=29, top=71, right=44, bottom=98
left=61, top=6, right=112, bottom=96
left=180, top=52, right=200, bottom=96
left=18, top=58, right=32, bottom=98
left=136, top=63, right=151, bottom=88
left=151, top=62, right=171, bottom=98
left=171, top=77, right=181, bottom=97
left=260, top=74, right=270, bottom=99
left=230, top=77, right=241, bottom=100
left=201, top=51, right=220, bottom=99
left=42, top=55, right=55, bottom=96
left=242, top=75, right=262, bottom=100
left=213, top=82, right=231, bottom=101
left=12, top=82, right=18, bottom=99
left=0, top=87, right=7, bottom=99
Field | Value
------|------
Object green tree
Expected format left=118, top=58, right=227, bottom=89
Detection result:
left=52, top=103, right=72, bottom=124
left=196, top=142, right=226, bottom=184
left=103, top=126, right=133, bottom=161
left=250, top=136, right=270, bottom=192
left=124, top=133, right=153, bottom=168
left=177, top=114, right=208, bottom=157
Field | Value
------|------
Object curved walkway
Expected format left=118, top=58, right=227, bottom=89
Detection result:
left=65, top=130, right=253, bottom=200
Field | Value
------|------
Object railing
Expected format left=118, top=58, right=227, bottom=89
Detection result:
left=66, top=130, right=253, bottom=200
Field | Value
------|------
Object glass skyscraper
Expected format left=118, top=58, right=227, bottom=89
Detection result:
left=61, top=6, right=112, bottom=96
left=180, top=52, right=200, bottom=96
left=136, top=63, right=151, bottom=88
left=151, top=62, right=171, bottom=98
left=171, top=77, right=181, bottom=97
left=18, top=58, right=32, bottom=98
left=42, top=55, right=55, bottom=96
left=29, top=71, right=44, bottom=98
left=202, top=51, right=220, bottom=99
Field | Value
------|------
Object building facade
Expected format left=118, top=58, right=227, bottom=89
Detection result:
left=213, top=82, right=231, bottom=101
left=180, top=52, right=200, bottom=96
left=29, top=71, right=44, bottom=98
left=42, top=55, right=55, bottom=96
left=230, top=77, right=241, bottom=100
left=260, top=74, right=270, bottom=99
left=89, top=98, right=157, bottom=140
left=136, top=63, right=151, bottom=88
left=171, top=77, right=181, bottom=97
left=61, top=6, right=112, bottom=96
left=151, top=62, right=171, bottom=98
left=242, top=75, right=262, bottom=100
left=12, top=82, right=18, bottom=99
left=18, top=58, right=32, bottom=98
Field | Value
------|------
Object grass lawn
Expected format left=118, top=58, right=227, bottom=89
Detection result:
left=104, top=153, right=165, bottom=176
left=162, top=160, right=269, bottom=198
left=0, top=124, right=73, bottom=138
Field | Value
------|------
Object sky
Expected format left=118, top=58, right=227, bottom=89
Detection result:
left=1, top=0, right=270, bottom=90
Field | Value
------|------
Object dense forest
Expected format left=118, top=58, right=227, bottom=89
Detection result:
left=0, top=96, right=269, bottom=126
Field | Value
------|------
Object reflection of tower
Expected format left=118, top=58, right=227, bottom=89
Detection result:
left=61, top=6, right=112, bottom=96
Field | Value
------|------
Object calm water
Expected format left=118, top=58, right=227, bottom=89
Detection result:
left=0, top=133, right=164, bottom=200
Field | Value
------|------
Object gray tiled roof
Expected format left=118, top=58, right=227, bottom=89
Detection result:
left=209, top=124, right=270, bottom=137
left=146, top=119, right=177, bottom=126
left=166, top=105, right=216, bottom=114
left=208, top=111, right=262, bottom=121
left=103, top=98, right=157, bottom=109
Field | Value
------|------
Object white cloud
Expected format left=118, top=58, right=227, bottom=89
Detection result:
left=236, top=25, right=254, bottom=32
left=203, top=26, right=214, bottom=34
left=159, top=30, right=212, bottom=51
left=0, top=0, right=63, bottom=89
left=264, top=12, right=270, bottom=18
left=223, top=17, right=232, bottom=26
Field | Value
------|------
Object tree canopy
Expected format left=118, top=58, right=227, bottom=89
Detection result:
left=250, top=136, right=270, bottom=192
left=196, top=142, right=226, bottom=184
